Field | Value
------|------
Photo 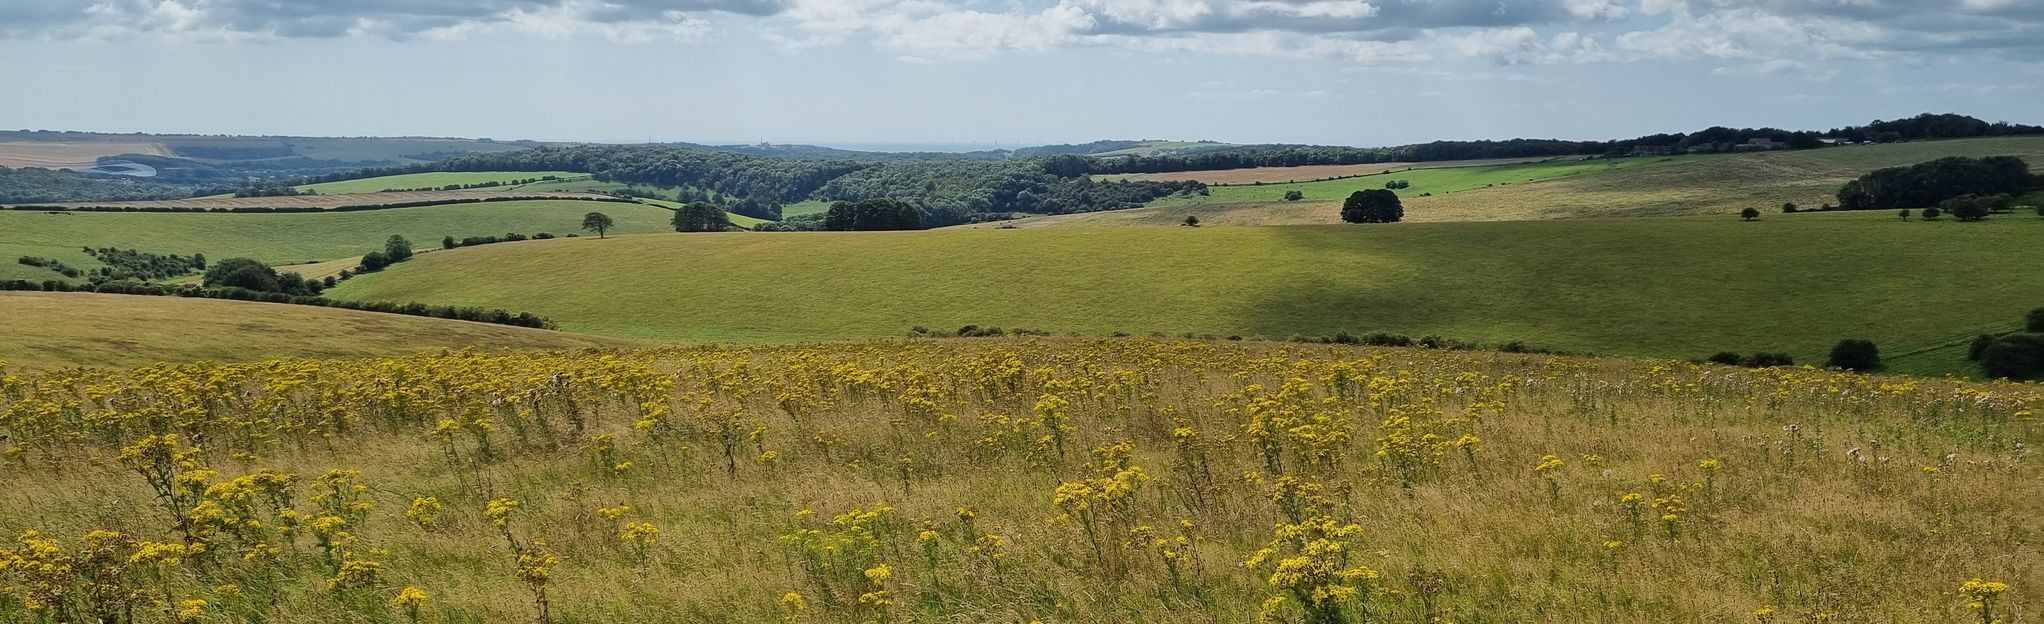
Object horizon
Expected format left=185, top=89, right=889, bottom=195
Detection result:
left=2, top=1, right=2039, bottom=146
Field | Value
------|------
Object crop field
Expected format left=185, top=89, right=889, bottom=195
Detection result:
left=0, top=200, right=676, bottom=275
left=0, top=141, right=174, bottom=169
left=328, top=215, right=2043, bottom=376
left=1023, top=136, right=2044, bottom=227
left=295, top=172, right=591, bottom=195
left=0, top=292, right=630, bottom=368
left=0, top=340, right=2033, bottom=623
left=1099, top=156, right=1565, bottom=185
left=22, top=190, right=618, bottom=211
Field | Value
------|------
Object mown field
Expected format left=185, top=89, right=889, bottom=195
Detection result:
left=328, top=214, right=2044, bottom=376
left=0, top=292, right=631, bottom=369
left=0, top=341, right=2034, bottom=623
left=1019, top=136, right=2044, bottom=227
left=0, top=200, right=675, bottom=281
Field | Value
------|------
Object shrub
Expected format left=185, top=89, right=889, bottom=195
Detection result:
left=359, top=251, right=391, bottom=273
left=1360, top=332, right=1413, bottom=347
left=1979, top=334, right=2044, bottom=379
left=1705, top=352, right=1743, bottom=366
left=1741, top=352, right=1795, bottom=368
left=1826, top=339, right=1882, bottom=372
left=443, top=235, right=458, bottom=249
left=1922, top=206, right=1942, bottom=220
left=1969, top=334, right=1998, bottom=361
left=1740, top=207, right=1760, bottom=221
left=1781, top=202, right=1798, bottom=213
left=1898, top=209, right=1911, bottom=221
left=1182, top=215, right=1200, bottom=227
left=2028, top=307, right=2044, bottom=332
left=1283, top=190, right=1303, bottom=202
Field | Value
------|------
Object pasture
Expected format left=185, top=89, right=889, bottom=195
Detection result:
left=329, top=214, right=2044, bottom=377
left=0, top=291, right=630, bottom=369
left=1027, top=136, right=2044, bottom=227
left=29, top=190, right=616, bottom=211
left=0, top=200, right=676, bottom=277
left=1098, top=156, right=1563, bottom=184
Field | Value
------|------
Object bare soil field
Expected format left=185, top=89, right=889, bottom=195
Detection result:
left=25, top=190, right=616, bottom=210
left=1100, top=156, right=1563, bottom=184
left=0, top=141, right=174, bottom=169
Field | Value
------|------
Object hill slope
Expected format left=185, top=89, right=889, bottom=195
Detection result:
left=0, top=200, right=676, bottom=280
left=328, top=215, right=2044, bottom=375
left=1012, top=136, right=2044, bottom=227
left=0, top=292, right=632, bottom=369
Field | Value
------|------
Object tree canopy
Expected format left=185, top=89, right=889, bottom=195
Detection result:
left=1341, top=189, right=1404, bottom=224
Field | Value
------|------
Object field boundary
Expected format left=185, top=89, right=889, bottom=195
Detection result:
left=0, top=279, right=558, bottom=330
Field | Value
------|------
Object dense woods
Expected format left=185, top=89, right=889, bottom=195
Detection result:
left=1835, top=156, right=2035, bottom=210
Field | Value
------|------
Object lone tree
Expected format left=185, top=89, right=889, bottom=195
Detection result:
left=1782, top=202, right=1798, bottom=213
left=1922, top=206, right=1942, bottom=220
left=1182, top=215, right=1201, bottom=227
left=1826, top=339, right=1882, bottom=372
left=1740, top=207, right=1761, bottom=221
left=1283, top=190, right=1304, bottom=202
left=582, top=212, right=615, bottom=239
left=1341, top=189, right=1404, bottom=224
left=384, top=235, right=413, bottom=262
left=1898, top=209, right=1911, bottom=221
left=673, top=203, right=732, bottom=233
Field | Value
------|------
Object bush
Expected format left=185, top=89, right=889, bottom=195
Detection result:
left=1741, top=352, right=1795, bottom=368
left=1283, top=190, right=1303, bottom=202
left=1968, top=334, right=1997, bottom=361
left=1781, top=202, right=1798, bottom=213
left=1826, top=339, right=1882, bottom=372
left=359, top=251, right=391, bottom=273
left=1979, top=334, right=2044, bottom=379
left=2029, top=307, right=2044, bottom=332
left=1705, top=352, right=1743, bottom=366
left=1922, top=206, right=1942, bottom=220
left=1740, top=207, right=1760, bottom=221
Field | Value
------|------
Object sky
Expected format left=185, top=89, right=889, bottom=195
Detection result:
left=0, top=0, right=2040, bottom=148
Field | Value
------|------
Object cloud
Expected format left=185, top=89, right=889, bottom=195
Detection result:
left=0, top=0, right=2037, bottom=69
left=0, top=0, right=784, bottom=40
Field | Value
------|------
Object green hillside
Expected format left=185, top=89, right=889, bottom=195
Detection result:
left=329, top=213, right=2044, bottom=376
left=0, top=291, right=633, bottom=369
left=0, top=200, right=674, bottom=277
left=1018, top=136, right=2044, bottom=227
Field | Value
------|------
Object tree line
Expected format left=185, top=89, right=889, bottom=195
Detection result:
left=1085, top=113, right=2043, bottom=176
left=0, top=279, right=555, bottom=330
left=1836, top=156, right=2035, bottom=211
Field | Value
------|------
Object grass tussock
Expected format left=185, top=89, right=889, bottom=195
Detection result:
left=0, top=339, right=2037, bottom=623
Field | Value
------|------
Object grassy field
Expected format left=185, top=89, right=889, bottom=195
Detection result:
left=782, top=199, right=833, bottom=218
left=1097, top=156, right=1564, bottom=184
left=34, top=190, right=615, bottom=211
left=0, top=200, right=676, bottom=277
left=1021, top=137, right=2044, bottom=227
left=0, top=292, right=632, bottom=368
left=296, top=171, right=590, bottom=194
left=329, top=214, right=2044, bottom=376
left=0, top=341, right=2034, bottom=623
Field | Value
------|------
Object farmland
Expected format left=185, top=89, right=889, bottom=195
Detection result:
left=1097, top=156, right=1563, bottom=184
left=328, top=214, right=2043, bottom=376
left=295, top=171, right=590, bottom=194
left=0, top=292, right=630, bottom=368
left=28, top=190, right=618, bottom=211
left=0, top=141, right=175, bottom=169
left=1019, top=136, right=2044, bottom=227
left=0, top=200, right=676, bottom=280
left=0, top=340, right=2033, bottom=623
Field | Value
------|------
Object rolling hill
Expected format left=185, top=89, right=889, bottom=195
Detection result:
left=0, top=291, right=633, bottom=369
left=0, top=199, right=677, bottom=281
left=328, top=213, right=2044, bottom=376
left=1011, top=136, right=2044, bottom=227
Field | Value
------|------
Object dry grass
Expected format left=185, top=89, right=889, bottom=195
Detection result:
left=0, top=292, right=635, bottom=369
left=0, top=141, right=173, bottom=169
left=0, top=340, right=2035, bottom=623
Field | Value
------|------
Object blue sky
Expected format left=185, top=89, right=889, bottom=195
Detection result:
left=1, top=0, right=2038, bottom=147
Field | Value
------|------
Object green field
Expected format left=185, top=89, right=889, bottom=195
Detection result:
left=0, top=200, right=676, bottom=277
left=0, top=291, right=632, bottom=369
left=1021, top=136, right=2044, bottom=227
left=781, top=199, right=832, bottom=217
left=329, top=213, right=2044, bottom=376
left=296, top=171, right=590, bottom=194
